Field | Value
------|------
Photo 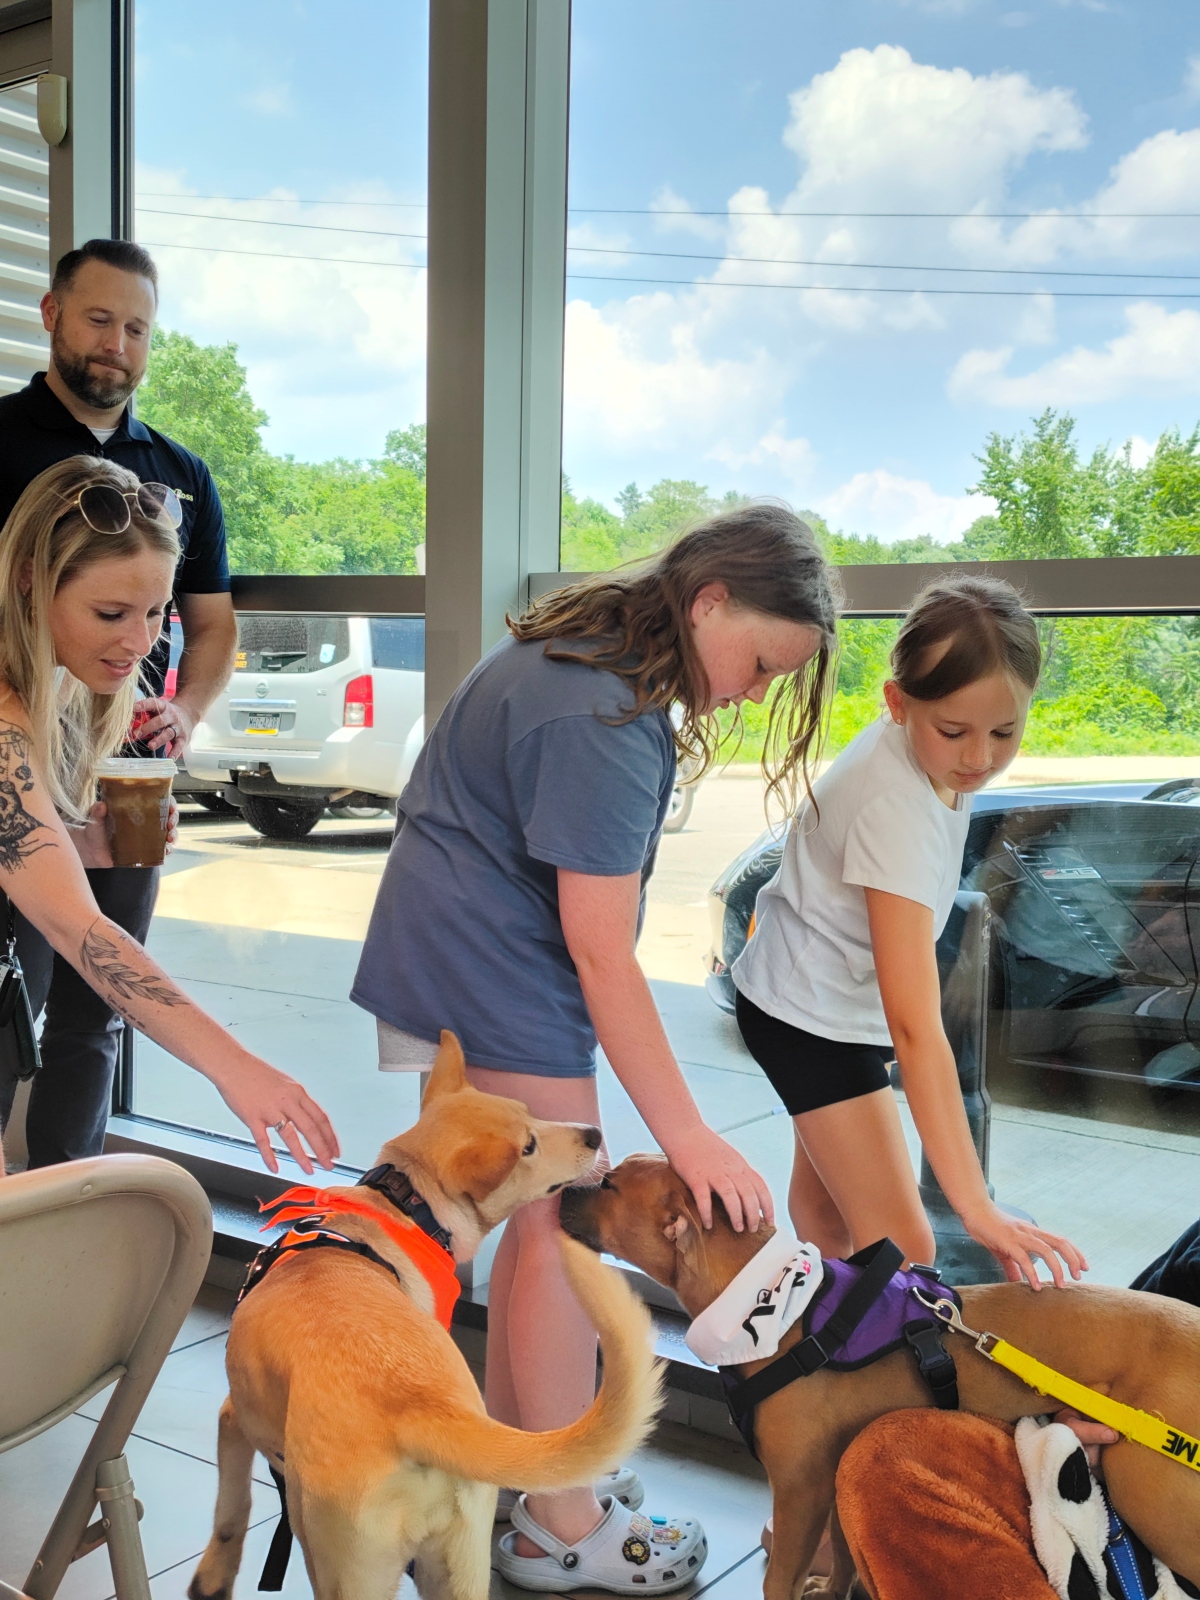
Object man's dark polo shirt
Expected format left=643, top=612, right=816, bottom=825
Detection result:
left=0, top=371, right=231, bottom=695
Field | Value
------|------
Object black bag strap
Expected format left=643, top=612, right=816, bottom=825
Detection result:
left=722, top=1238, right=904, bottom=1421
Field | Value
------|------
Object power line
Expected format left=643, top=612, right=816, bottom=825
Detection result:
left=140, top=240, right=427, bottom=269
left=569, top=244, right=1200, bottom=283
left=141, top=239, right=1200, bottom=297
left=137, top=211, right=1200, bottom=281
left=566, top=272, right=1200, bottom=300
left=136, top=192, right=1200, bottom=220
left=137, top=207, right=427, bottom=242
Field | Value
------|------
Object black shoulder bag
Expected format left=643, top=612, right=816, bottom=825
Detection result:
left=0, top=896, right=40, bottom=1080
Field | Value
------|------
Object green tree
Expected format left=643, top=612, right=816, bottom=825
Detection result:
left=560, top=476, right=624, bottom=570
left=136, top=328, right=319, bottom=573
left=384, top=422, right=427, bottom=479
left=1142, top=427, right=1200, bottom=554
left=971, top=409, right=1113, bottom=558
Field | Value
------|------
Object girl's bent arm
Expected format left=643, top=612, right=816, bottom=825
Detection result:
left=866, top=886, right=1086, bottom=1287
left=0, top=716, right=338, bottom=1174
left=558, top=865, right=773, bottom=1232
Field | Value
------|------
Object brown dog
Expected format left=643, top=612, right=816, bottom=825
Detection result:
left=189, top=1036, right=663, bottom=1600
left=561, top=1153, right=1200, bottom=1600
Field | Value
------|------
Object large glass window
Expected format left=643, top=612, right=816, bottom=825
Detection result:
left=133, top=0, right=428, bottom=576
left=565, top=1, right=1200, bottom=1285
left=128, top=2, right=429, bottom=1163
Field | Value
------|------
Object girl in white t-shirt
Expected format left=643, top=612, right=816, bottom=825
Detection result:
left=732, top=573, right=1085, bottom=1287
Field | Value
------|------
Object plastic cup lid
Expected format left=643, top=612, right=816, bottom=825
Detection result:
left=96, top=757, right=178, bottom=777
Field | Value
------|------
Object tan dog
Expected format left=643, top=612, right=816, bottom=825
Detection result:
left=189, top=1036, right=663, bottom=1600
left=561, top=1154, right=1200, bottom=1600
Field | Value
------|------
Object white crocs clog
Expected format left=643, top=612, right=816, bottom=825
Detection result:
left=495, top=1493, right=707, bottom=1593
left=495, top=1467, right=645, bottom=1524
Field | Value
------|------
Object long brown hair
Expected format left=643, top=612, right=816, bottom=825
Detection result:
left=510, top=502, right=841, bottom=812
left=891, top=572, right=1041, bottom=701
left=0, top=456, right=180, bottom=821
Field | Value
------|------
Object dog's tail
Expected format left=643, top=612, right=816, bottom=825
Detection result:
left=408, top=1236, right=664, bottom=1492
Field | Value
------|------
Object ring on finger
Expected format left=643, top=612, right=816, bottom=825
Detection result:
left=272, top=1117, right=292, bottom=1132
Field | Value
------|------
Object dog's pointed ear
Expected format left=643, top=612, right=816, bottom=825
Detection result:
left=423, top=1031, right=467, bottom=1103
left=663, top=1211, right=691, bottom=1246
left=446, top=1132, right=520, bottom=1203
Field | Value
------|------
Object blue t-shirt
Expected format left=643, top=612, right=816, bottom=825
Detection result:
left=351, top=636, right=676, bottom=1075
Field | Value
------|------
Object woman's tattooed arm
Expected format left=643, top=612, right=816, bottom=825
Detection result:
left=79, top=919, right=184, bottom=1031
left=0, top=725, right=55, bottom=871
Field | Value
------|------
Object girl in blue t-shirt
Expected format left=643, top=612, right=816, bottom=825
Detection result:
left=355, top=503, right=839, bottom=1595
left=733, top=574, right=1086, bottom=1291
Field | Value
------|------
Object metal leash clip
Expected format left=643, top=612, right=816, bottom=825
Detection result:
left=910, top=1286, right=998, bottom=1354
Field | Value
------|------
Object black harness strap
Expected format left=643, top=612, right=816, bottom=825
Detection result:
left=722, top=1239, right=905, bottom=1424
left=904, top=1321, right=960, bottom=1411
left=258, top=1467, right=292, bottom=1592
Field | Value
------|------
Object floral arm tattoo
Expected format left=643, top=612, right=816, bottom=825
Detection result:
left=79, top=919, right=184, bottom=1031
left=0, top=725, right=55, bottom=871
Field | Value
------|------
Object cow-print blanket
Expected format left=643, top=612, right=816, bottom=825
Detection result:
left=1015, top=1418, right=1198, bottom=1600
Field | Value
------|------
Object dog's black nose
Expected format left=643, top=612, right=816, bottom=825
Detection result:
left=582, top=1125, right=602, bottom=1150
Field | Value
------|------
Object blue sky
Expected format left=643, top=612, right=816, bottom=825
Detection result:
left=135, top=0, right=1200, bottom=543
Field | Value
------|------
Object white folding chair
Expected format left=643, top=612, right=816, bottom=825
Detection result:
left=0, top=1153, right=212, bottom=1599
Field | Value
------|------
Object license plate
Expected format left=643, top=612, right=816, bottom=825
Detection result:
left=246, top=713, right=280, bottom=734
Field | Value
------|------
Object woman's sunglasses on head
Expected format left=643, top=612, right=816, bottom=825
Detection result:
left=68, top=481, right=183, bottom=535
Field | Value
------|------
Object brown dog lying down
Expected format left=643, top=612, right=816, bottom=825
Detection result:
left=189, top=1035, right=663, bottom=1600
left=560, top=1154, right=1200, bottom=1600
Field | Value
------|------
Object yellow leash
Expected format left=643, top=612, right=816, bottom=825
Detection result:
left=911, top=1288, right=1200, bottom=1474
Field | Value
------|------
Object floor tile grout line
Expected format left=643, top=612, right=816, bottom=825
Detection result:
left=87, top=1421, right=277, bottom=1489
left=689, top=1542, right=764, bottom=1595
left=166, top=1327, right=231, bottom=1357
left=95, top=1511, right=281, bottom=1598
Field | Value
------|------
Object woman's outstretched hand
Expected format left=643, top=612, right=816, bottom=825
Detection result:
left=962, top=1202, right=1087, bottom=1289
left=212, top=1055, right=341, bottom=1176
left=661, top=1123, right=775, bottom=1233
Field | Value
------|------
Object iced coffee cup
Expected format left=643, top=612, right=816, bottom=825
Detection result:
left=96, top=758, right=177, bottom=867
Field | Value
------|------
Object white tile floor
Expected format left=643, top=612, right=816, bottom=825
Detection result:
left=0, top=1284, right=770, bottom=1600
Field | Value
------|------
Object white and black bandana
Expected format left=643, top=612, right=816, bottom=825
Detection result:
left=685, top=1230, right=823, bottom=1367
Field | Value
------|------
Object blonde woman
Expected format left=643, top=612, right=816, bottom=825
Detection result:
left=0, top=456, right=338, bottom=1176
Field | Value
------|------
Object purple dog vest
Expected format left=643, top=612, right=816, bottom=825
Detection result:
left=719, top=1239, right=962, bottom=1458
left=807, top=1255, right=961, bottom=1369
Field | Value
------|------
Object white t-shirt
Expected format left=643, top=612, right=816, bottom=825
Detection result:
left=732, top=716, right=972, bottom=1047
left=89, top=426, right=118, bottom=444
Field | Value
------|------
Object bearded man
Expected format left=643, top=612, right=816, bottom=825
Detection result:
left=0, top=237, right=237, bottom=1167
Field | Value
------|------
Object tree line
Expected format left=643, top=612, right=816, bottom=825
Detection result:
left=139, top=329, right=1200, bottom=759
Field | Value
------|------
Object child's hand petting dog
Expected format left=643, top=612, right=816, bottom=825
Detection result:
left=1052, top=1407, right=1120, bottom=1472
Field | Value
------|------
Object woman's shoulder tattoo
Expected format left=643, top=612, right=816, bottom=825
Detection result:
left=0, top=724, right=54, bottom=870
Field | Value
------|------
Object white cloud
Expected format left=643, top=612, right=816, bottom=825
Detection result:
left=241, top=83, right=294, bottom=117
left=1127, top=434, right=1156, bottom=470
left=818, top=470, right=993, bottom=543
left=562, top=294, right=789, bottom=459
left=783, top=46, right=1087, bottom=212
left=948, top=303, right=1200, bottom=407
left=1186, top=56, right=1200, bottom=99
left=135, top=168, right=427, bottom=458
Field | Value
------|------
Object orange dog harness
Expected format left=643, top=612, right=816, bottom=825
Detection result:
left=243, top=1166, right=461, bottom=1329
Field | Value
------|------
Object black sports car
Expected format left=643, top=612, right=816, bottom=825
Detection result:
left=705, top=779, right=1200, bottom=1119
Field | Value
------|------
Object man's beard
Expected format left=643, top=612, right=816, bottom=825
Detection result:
left=51, top=327, right=141, bottom=410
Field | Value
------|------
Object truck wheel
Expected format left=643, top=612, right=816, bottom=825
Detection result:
left=662, top=782, right=696, bottom=834
left=240, top=793, right=327, bottom=840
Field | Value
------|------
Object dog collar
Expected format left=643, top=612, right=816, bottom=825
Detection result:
left=686, top=1230, right=823, bottom=1367
left=260, top=1184, right=461, bottom=1328
left=358, top=1163, right=453, bottom=1254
